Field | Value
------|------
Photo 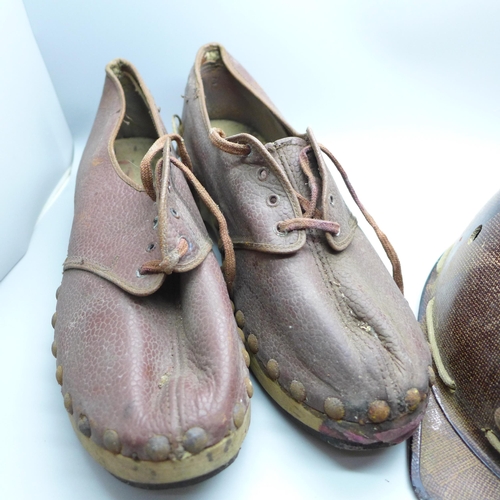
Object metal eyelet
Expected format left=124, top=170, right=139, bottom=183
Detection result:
left=267, top=194, right=280, bottom=207
left=146, top=243, right=156, bottom=252
left=329, top=194, right=335, bottom=206
left=179, top=236, right=192, bottom=252
left=274, top=222, right=288, bottom=237
left=153, top=216, right=158, bottom=229
left=258, top=167, right=268, bottom=181
left=170, top=208, right=180, bottom=218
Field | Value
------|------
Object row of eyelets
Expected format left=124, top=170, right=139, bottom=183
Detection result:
left=260, top=163, right=333, bottom=215
left=258, top=167, right=280, bottom=207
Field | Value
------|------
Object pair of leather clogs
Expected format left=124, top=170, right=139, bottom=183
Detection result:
left=54, top=44, right=496, bottom=493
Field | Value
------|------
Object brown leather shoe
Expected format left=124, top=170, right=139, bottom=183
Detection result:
left=181, top=43, right=431, bottom=449
left=411, top=193, right=500, bottom=499
left=51, top=59, right=251, bottom=488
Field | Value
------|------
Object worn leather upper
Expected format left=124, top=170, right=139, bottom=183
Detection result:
left=54, top=59, right=249, bottom=460
left=64, top=62, right=212, bottom=296
left=182, top=43, right=431, bottom=445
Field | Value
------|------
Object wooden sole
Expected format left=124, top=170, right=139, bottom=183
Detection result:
left=250, top=355, right=420, bottom=450
left=69, top=407, right=250, bottom=488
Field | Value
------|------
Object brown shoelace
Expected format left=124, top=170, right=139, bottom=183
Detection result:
left=138, top=134, right=236, bottom=290
left=209, top=128, right=404, bottom=293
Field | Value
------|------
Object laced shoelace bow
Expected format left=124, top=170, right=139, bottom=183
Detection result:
left=139, top=134, right=236, bottom=291
left=209, top=128, right=404, bottom=293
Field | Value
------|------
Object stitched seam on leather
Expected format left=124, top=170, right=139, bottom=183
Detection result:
left=63, top=257, right=163, bottom=295
left=309, top=237, right=360, bottom=398
left=314, top=241, right=399, bottom=410
left=241, top=138, right=303, bottom=219
left=105, top=72, right=147, bottom=193
left=314, top=240, right=355, bottom=336
left=232, top=236, right=305, bottom=252
left=214, top=145, right=305, bottom=252
left=309, top=239, right=397, bottom=419
left=321, top=240, right=402, bottom=406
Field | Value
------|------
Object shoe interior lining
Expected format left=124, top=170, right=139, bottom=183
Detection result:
left=114, top=137, right=155, bottom=186
left=210, top=119, right=267, bottom=143
left=114, top=70, right=158, bottom=186
left=200, top=59, right=288, bottom=144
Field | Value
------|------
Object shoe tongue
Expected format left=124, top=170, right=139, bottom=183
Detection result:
left=266, top=137, right=317, bottom=199
left=266, top=134, right=358, bottom=252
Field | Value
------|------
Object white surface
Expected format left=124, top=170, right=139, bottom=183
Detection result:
left=3, top=1, right=500, bottom=498
left=0, top=0, right=72, bottom=280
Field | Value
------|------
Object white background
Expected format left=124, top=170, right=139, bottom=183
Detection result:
left=2, top=1, right=499, bottom=499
